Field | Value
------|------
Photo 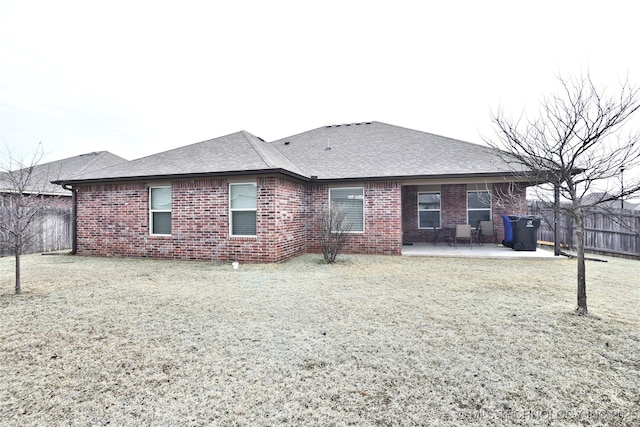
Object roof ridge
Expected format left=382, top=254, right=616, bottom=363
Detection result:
left=242, top=131, right=309, bottom=178
left=77, top=152, right=128, bottom=177
left=271, top=121, right=377, bottom=143
left=125, top=131, right=247, bottom=162
left=241, top=130, right=277, bottom=168
left=74, top=152, right=110, bottom=175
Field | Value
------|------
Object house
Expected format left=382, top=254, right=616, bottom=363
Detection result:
left=1, top=151, right=126, bottom=201
left=54, top=122, right=531, bottom=262
left=1, top=151, right=127, bottom=255
left=581, top=192, right=638, bottom=211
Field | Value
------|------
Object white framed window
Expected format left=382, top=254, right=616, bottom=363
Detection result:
left=418, top=192, right=441, bottom=228
left=329, top=187, right=364, bottom=233
left=468, top=190, right=491, bottom=227
left=150, top=186, right=172, bottom=235
left=229, top=183, right=257, bottom=236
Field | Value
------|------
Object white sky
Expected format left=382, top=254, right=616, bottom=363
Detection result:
left=1, top=0, right=639, bottom=175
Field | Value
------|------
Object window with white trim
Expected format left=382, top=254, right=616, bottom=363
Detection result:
left=230, top=183, right=257, bottom=236
left=467, top=190, right=491, bottom=227
left=150, top=186, right=172, bottom=235
left=329, top=187, right=364, bottom=233
left=418, top=192, right=441, bottom=228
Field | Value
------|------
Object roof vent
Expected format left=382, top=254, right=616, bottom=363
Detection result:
left=284, top=141, right=290, bottom=145
left=365, top=122, right=372, bottom=125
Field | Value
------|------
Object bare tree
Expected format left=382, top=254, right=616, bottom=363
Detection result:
left=1, top=145, right=58, bottom=294
left=487, top=73, right=640, bottom=314
left=316, top=205, right=352, bottom=264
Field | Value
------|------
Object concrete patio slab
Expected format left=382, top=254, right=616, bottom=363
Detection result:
left=401, top=242, right=558, bottom=259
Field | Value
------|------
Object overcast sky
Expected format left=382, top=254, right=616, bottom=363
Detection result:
left=1, top=0, right=639, bottom=171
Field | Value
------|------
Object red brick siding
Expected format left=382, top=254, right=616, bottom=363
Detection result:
left=252, top=176, right=307, bottom=262
left=402, top=183, right=528, bottom=243
left=76, top=183, right=149, bottom=257
left=75, top=178, right=523, bottom=261
left=401, top=185, right=427, bottom=243
left=75, top=177, right=307, bottom=262
left=442, top=184, right=468, bottom=227
left=401, top=184, right=469, bottom=243
left=305, top=181, right=402, bottom=256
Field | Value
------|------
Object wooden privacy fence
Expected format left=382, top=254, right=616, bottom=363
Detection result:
left=529, top=202, right=640, bottom=257
left=0, top=207, right=72, bottom=256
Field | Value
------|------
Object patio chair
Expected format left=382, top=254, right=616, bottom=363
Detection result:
left=478, top=220, right=497, bottom=245
left=454, top=224, right=473, bottom=248
left=432, top=226, right=453, bottom=246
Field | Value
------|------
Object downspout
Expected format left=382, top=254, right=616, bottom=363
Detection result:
left=62, top=183, right=77, bottom=255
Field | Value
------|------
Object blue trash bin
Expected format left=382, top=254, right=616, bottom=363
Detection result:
left=501, top=214, right=516, bottom=248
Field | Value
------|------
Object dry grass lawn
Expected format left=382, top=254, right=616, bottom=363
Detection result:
left=0, top=253, right=638, bottom=426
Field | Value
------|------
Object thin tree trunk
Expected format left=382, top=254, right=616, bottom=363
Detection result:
left=554, top=184, right=561, bottom=256
left=15, top=246, right=21, bottom=295
left=575, top=215, right=587, bottom=314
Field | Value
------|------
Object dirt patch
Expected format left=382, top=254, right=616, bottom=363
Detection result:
left=1, top=253, right=638, bottom=425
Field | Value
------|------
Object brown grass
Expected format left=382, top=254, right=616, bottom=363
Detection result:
left=0, top=253, right=638, bottom=426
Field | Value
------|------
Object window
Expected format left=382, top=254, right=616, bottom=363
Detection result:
left=418, top=192, right=441, bottom=228
left=468, top=190, right=491, bottom=227
left=230, top=183, right=257, bottom=236
left=150, top=186, right=171, bottom=235
left=329, top=187, right=364, bottom=233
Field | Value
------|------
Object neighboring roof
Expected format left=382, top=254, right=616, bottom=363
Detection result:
left=1, top=151, right=127, bottom=195
left=56, top=131, right=306, bottom=184
left=582, top=192, right=617, bottom=208
left=54, top=122, right=525, bottom=185
left=270, top=121, right=521, bottom=180
left=583, top=192, right=637, bottom=209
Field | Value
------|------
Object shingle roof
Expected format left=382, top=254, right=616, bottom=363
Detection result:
left=55, top=131, right=306, bottom=183
left=270, top=121, right=519, bottom=180
left=54, top=122, right=523, bottom=184
left=2, top=151, right=127, bottom=195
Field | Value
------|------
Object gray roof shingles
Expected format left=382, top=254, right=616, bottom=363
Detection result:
left=56, top=131, right=306, bottom=183
left=270, top=121, right=518, bottom=179
left=55, top=122, right=521, bottom=184
left=2, top=151, right=127, bottom=195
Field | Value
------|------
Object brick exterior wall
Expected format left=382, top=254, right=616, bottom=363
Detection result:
left=305, top=181, right=403, bottom=256
left=76, top=177, right=308, bottom=262
left=401, top=185, right=429, bottom=243
left=75, top=177, right=523, bottom=262
left=402, top=183, right=528, bottom=244
left=76, top=182, right=149, bottom=258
